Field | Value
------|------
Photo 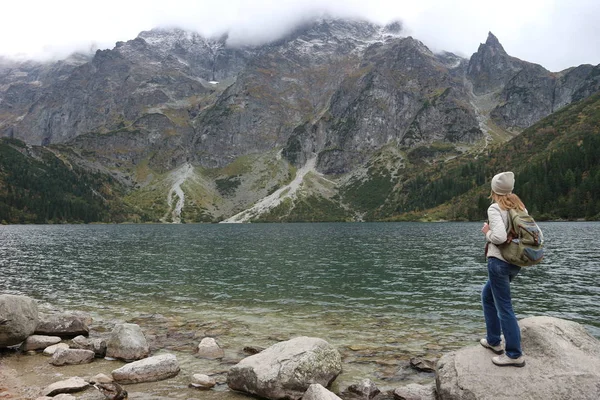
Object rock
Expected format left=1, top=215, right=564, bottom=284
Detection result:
left=106, top=323, right=149, bottom=361
left=304, top=384, right=343, bottom=400
left=43, top=342, right=69, bottom=356
left=91, top=373, right=113, bottom=383
left=0, top=294, right=38, bottom=347
left=35, top=313, right=89, bottom=338
left=51, top=395, right=77, bottom=400
left=345, top=378, right=380, bottom=399
left=21, top=335, right=62, bottom=351
left=71, top=335, right=107, bottom=357
left=435, top=316, right=600, bottom=400
left=112, top=353, right=180, bottom=384
left=197, top=337, right=224, bottom=359
left=243, top=345, right=265, bottom=355
left=409, top=357, right=436, bottom=373
left=191, top=373, right=217, bottom=389
left=42, top=376, right=89, bottom=396
left=393, top=383, right=436, bottom=400
left=50, top=348, right=95, bottom=366
left=227, top=336, right=342, bottom=400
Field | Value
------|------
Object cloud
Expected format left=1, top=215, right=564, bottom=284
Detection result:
left=1, top=0, right=599, bottom=71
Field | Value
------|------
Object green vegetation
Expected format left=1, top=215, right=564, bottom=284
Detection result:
left=255, top=195, right=350, bottom=222
left=0, top=138, right=138, bottom=223
left=215, top=175, right=241, bottom=197
left=387, top=91, right=600, bottom=221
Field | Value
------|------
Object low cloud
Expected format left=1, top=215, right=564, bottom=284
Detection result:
left=1, top=0, right=599, bottom=71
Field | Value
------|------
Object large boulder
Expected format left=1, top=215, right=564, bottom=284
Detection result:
left=35, top=313, right=89, bottom=338
left=227, top=336, right=342, bottom=400
left=0, top=294, right=38, bottom=347
left=112, top=353, right=180, bottom=383
left=436, top=316, right=600, bottom=400
left=106, top=323, right=149, bottom=361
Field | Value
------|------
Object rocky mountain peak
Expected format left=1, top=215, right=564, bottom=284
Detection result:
left=484, top=31, right=505, bottom=52
left=467, top=32, right=523, bottom=94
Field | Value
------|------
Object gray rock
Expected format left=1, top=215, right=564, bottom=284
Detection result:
left=42, top=376, right=89, bottom=396
left=36, top=395, right=76, bottom=400
left=35, top=313, right=89, bottom=338
left=346, top=378, right=380, bottom=399
left=112, top=353, right=180, bottom=384
left=409, top=357, right=436, bottom=373
left=227, top=336, right=342, bottom=400
left=91, top=373, right=113, bottom=383
left=304, top=384, right=343, bottom=400
left=243, top=345, right=266, bottom=355
left=197, top=337, right=224, bottom=359
left=0, top=294, right=38, bottom=347
left=21, top=334, right=62, bottom=351
left=71, top=334, right=107, bottom=357
left=50, top=348, right=95, bottom=366
left=191, top=373, right=216, bottom=389
left=393, top=383, right=436, bottom=400
left=435, top=316, right=600, bottom=400
left=106, top=323, right=149, bottom=361
left=43, top=342, right=69, bottom=356
left=51, top=395, right=77, bottom=400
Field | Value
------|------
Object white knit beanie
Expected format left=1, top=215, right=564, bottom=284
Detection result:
left=491, top=171, right=515, bottom=195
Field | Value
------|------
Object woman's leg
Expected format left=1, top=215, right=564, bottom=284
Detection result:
left=487, top=257, right=522, bottom=358
left=482, top=275, right=502, bottom=346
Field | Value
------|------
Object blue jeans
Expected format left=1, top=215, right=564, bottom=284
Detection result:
left=481, top=257, right=522, bottom=358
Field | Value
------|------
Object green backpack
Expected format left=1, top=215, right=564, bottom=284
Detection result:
left=499, top=208, right=544, bottom=267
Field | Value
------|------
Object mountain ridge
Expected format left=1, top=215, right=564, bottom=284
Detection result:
left=1, top=17, right=599, bottom=223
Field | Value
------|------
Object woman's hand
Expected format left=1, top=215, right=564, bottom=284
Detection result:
left=482, top=222, right=490, bottom=235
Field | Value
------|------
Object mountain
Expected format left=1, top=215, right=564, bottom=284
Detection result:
left=1, top=18, right=599, bottom=223
left=387, top=90, right=600, bottom=222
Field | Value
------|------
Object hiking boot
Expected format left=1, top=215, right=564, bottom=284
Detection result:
left=492, top=354, right=526, bottom=367
left=480, top=338, right=504, bottom=354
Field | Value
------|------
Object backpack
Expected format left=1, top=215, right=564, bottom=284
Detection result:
left=499, top=208, right=544, bottom=267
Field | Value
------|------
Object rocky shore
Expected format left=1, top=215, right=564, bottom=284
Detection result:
left=2, top=294, right=600, bottom=400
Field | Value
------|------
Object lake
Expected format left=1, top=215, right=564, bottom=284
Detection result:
left=1, top=222, right=599, bottom=398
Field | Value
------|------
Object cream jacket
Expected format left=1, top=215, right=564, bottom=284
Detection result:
left=485, top=203, right=509, bottom=261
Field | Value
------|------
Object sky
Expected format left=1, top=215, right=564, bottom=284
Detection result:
left=1, top=0, right=599, bottom=72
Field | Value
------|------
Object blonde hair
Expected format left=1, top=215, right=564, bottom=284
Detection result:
left=490, top=191, right=526, bottom=211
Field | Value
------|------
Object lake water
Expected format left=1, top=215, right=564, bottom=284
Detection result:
left=1, top=222, right=599, bottom=398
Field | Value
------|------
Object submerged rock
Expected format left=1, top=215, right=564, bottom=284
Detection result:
left=0, top=294, right=39, bottom=347
left=435, top=316, right=600, bottom=400
left=344, top=378, right=381, bottom=399
left=106, top=323, right=149, bottom=361
left=112, top=353, right=180, bottom=384
left=227, top=336, right=342, bottom=400
left=409, top=357, right=436, bottom=373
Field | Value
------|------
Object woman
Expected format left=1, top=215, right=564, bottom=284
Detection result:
left=480, top=171, right=526, bottom=367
